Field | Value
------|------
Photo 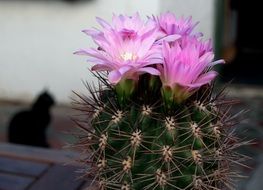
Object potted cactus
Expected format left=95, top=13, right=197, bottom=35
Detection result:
left=74, top=12, right=246, bottom=190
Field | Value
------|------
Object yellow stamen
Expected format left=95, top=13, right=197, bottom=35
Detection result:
left=121, top=52, right=137, bottom=61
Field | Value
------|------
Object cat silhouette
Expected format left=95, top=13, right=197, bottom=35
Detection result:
left=8, top=91, right=55, bottom=148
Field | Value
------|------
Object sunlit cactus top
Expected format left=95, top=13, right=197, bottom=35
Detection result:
left=75, top=12, right=224, bottom=103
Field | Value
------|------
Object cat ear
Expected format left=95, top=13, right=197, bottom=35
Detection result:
left=43, top=86, right=50, bottom=94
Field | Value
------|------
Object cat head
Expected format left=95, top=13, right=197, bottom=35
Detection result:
left=32, top=91, right=55, bottom=111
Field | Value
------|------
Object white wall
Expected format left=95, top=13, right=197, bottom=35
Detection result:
left=0, top=0, right=215, bottom=104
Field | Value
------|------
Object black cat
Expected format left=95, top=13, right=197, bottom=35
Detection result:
left=8, top=91, right=55, bottom=148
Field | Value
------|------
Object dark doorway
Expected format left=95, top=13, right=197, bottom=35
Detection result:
left=221, top=0, right=263, bottom=84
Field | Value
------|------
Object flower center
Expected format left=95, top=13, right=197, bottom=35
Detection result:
left=120, top=29, right=137, bottom=39
left=121, top=52, right=137, bottom=61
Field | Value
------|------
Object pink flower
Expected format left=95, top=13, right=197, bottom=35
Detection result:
left=75, top=13, right=162, bottom=84
left=159, top=38, right=224, bottom=102
left=154, top=12, right=199, bottom=38
left=85, top=13, right=156, bottom=40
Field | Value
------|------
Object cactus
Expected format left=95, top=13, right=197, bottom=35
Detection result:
left=74, top=13, right=247, bottom=190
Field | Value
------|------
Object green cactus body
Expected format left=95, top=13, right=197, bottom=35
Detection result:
left=74, top=75, right=245, bottom=190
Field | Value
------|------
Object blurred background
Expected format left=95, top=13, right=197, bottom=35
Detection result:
left=0, top=0, right=262, bottom=189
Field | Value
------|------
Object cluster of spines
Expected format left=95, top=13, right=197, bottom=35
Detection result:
left=72, top=78, right=248, bottom=190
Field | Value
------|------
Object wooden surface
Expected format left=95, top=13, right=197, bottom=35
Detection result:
left=0, top=143, right=80, bottom=165
left=0, top=143, right=96, bottom=190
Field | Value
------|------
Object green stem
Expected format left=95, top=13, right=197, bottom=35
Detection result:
left=115, top=79, right=136, bottom=106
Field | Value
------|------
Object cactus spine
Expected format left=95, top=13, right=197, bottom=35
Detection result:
left=73, top=76, right=246, bottom=190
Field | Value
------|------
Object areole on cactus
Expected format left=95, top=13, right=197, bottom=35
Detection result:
left=73, top=12, right=247, bottom=190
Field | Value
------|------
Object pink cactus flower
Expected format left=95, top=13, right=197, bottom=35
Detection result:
left=83, top=13, right=157, bottom=42
left=154, top=12, right=199, bottom=38
left=110, top=13, right=156, bottom=39
left=159, top=39, right=224, bottom=102
left=181, top=36, right=213, bottom=57
left=75, top=14, right=162, bottom=84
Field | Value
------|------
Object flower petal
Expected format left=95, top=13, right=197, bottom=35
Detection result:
left=119, top=65, right=133, bottom=75
left=73, top=49, right=89, bottom=55
left=96, top=17, right=111, bottom=29
left=108, top=70, right=122, bottom=84
left=91, top=64, right=110, bottom=72
left=208, top=59, right=225, bottom=67
left=188, top=71, right=218, bottom=88
left=155, top=34, right=181, bottom=44
left=137, top=67, right=160, bottom=75
left=82, top=29, right=100, bottom=36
